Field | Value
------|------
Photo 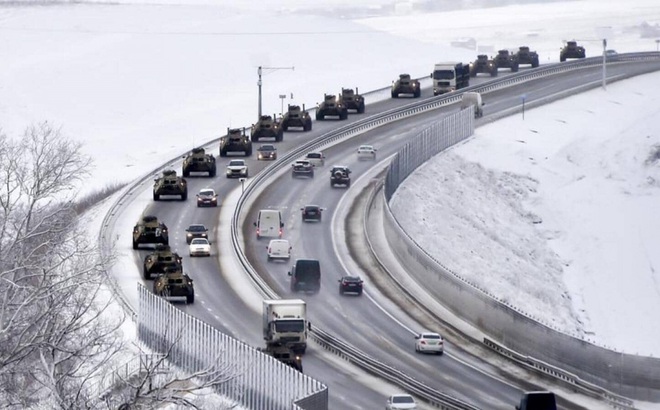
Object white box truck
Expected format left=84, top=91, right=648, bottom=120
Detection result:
left=263, top=299, right=309, bottom=354
left=431, top=62, right=470, bottom=95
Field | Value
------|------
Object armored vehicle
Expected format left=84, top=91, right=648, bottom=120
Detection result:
left=132, top=215, right=169, bottom=250
left=339, top=87, right=365, bottom=114
left=182, top=147, right=216, bottom=177
left=260, top=344, right=303, bottom=372
left=469, top=55, right=498, bottom=77
left=493, top=49, right=519, bottom=72
left=514, top=46, right=540, bottom=68
left=391, top=74, right=421, bottom=98
left=143, top=244, right=183, bottom=280
left=280, top=104, right=312, bottom=132
left=560, top=41, right=586, bottom=62
left=316, top=94, right=348, bottom=120
left=250, top=115, right=284, bottom=142
left=153, top=169, right=188, bottom=201
left=330, top=166, right=351, bottom=188
left=153, top=268, right=194, bottom=304
left=220, top=128, right=252, bottom=157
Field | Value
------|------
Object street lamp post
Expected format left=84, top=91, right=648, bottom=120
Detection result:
left=257, top=66, right=294, bottom=118
left=602, top=38, right=607, bottom=90
left=279, top=94, right=286, bottom=116
left=656, top=39, right=660, bottom=52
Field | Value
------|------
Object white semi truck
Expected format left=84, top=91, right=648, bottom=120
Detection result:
left=263, top=299, right=309, bottom=354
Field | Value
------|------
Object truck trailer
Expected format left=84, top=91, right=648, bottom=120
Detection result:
left=263, top=299, right=309, bottom=354
left=432, top=62, right=470, bottom=95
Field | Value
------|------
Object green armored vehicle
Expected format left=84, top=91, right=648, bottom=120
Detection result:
left=219, top=128, right=252, bottom=157
left=260, top=344, right=303, bottom=372
left=281, top=104, right=312, bottom=132
left=560, top=41, right=586, bottom=62
left=251, top=115, right=284, bottom=142
left=470, top=55, right=498, bottom=77
left=153, top=268, right=194, bottom=304
left=182, top=147, right=216, bottom=177
left=339, top=87, right=365, bottom=114
left=153, top=169, right=188, bottom=201
left=132, top=215, right=169, bottom=250
left=143, top=244, right=183, bottom=280
left=316, top=94, right=348, bottom=120
left=514, top=46, right=540, bottom=68
left=391, top=74, right=421, bottom=98
left=493, top=49, right=519, bottom=72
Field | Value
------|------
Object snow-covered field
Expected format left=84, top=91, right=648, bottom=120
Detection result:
left=1, top=0, right=659, bottom=358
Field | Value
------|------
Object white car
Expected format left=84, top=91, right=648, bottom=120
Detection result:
left=189, top=237, right=211, bottom=257
left=266, top=239, right=291, bottom=261
left=414, top=332, right=444, bottom=355
left=305, top=151, right=325, bottom=167
left=226, top=159, right=248, bottom=178
left=385, top=394, right=417, bottom=410
left=357, top=144, right=377, bottom=160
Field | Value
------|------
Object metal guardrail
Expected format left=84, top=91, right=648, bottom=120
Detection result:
left=98, top=52, right=660, bottom=409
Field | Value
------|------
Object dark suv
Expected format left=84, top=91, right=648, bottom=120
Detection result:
left=288, top=259, right=321, bottom=293
left=338, top=276, right=363, bottom=295
left=301, top=205, right=323, bottom=222
left=330, top=166, right=351, bottom=188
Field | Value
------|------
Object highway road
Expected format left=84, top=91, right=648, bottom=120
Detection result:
left=118, top=58, right=660, bottom=409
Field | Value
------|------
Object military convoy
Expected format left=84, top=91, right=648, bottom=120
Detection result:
left=182, top=147, right=216, bottom=177
left=280, top=104, right=312, bottom=132
left=560, top=41, right=586, bottom=62
left=514, top=46, right=540, bottom=68
left=143, top=244, right=183, bottom=280
left=153, top=169, right=188, bottom=201
left=220, top=128, right=253, bottom=157
left=391, top=74, right=421, bottom=98
left=339, top=88, right=365, bottom=114
left=152, top=268, right=195, bottom=304
left=250, top=115, right=284, bottom=142
left=470, top=54, right=498, bottom=77
left=132, top=215, right=169, bottom=250
left=493, top=49, right=519, bottom=72
left=316, top=94, right=348, bottom=120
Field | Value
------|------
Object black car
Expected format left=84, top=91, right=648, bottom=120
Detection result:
left=196, top=188, right=218, bottom=207
left=301, top=205, right=323, bottom=222
left=185, top=224, right=209, bottom=244
left=292, top=160, right=314, bottom=178
left=338, top=275, right=363, bottom=295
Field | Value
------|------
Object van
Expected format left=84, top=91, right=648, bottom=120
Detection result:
left=515, top=391, right=556, bottom=410
left=288, top=259, right=321, bottom=293
left=267, top=239, right=291, bottom=261
left=254, top=209, right=283, bottom=239
left=460, top=91, right=484, bottom=118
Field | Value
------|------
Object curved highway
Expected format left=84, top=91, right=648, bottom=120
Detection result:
left=118, top=59, right=660, bottom=410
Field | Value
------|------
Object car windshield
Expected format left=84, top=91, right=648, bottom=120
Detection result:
left=260, top=145, right=275, bottom=151
left=228, top=160, right=244, bottom=166
left=305, top=206, right=319, bottom=211
left=422, top=334, right=441, bottom=340
left=343, top=276, right=360, bottom=282
left=274, top=319, right=305, bottom=333
left=393, top=396, right=415, bottom=404
left=199, top=190, right=214, bottom=196
left=188, top=225, right=206, bottom=232
left=191, top=238, right=208, bottom=245
left=307, top=153, right=321, bottom=158
left=433, top=70, right=455, bottom=80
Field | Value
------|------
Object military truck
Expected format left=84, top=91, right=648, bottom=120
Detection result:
left=153, top=169, right=188, bottom=201
left=339, top=87, right=365, bottom=114
left=153, top=268, right=194, bottom=304
left=260, top=344, right=303, bottom=373
left=391, top=74, right=421, bottom=98
left=514, top=46, right=540, bottom=68
left=219, top=128, right=252, bottom=157
left=469, top=55, right=498, bottom=77
left=560, top=41, right=586, bottom=62
left=143, top=244, right=183, bottom=280
left=250, top=115, right=284, bottom=142
left=316, top=94, right=348, bottom=120
left=280, top=104, right=312, bottom=132
left=182, top=147, right=216, bottom=177
left=493, top=49, right=519, bottom=72
left=132, top=215, right=169, bottom=250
